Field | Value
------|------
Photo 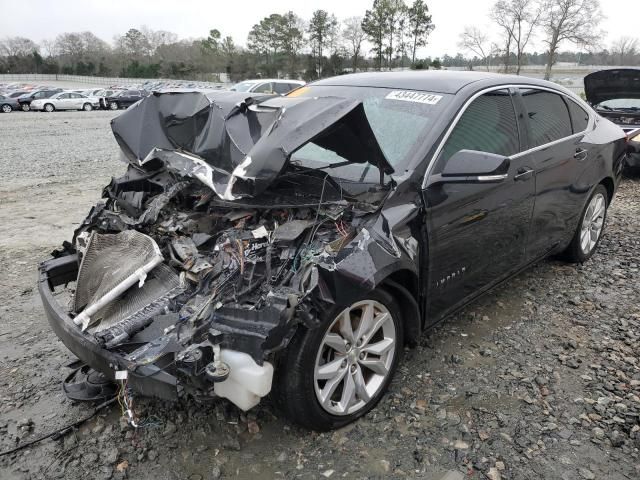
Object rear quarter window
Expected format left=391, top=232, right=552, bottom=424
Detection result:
left=566, top=99, right=590, bottom=133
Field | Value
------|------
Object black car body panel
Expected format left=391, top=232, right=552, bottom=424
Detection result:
left=105, top=89, right=148, bottom=109
left=111, top=90, right=394, bottom=200
left=39, top=71, right=626, bottom=411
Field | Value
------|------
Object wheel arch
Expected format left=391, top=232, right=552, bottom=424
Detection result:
left=600, top=176, right=615, bottom=204
left=380, top=269, right=421, bottom=346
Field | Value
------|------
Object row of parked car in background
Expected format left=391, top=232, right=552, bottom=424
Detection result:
left=0, top=85, right=150, bottom=112
left=0, top=78, right=305, bottom=114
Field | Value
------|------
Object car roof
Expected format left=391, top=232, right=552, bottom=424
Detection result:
left=312, top=70, right=558, bottom=94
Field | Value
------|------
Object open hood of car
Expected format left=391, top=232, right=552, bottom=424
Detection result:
left=584, top=68, right=640, bottom=106
left=111, top=90, right=393, bottom=201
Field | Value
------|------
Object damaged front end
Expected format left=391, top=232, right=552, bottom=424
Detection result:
left=39, top=89, right=417, bottom=412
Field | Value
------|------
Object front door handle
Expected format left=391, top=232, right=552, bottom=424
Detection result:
left=514, top=167, right=534, bottom=181
left=574, top=148, right=588, bottom=161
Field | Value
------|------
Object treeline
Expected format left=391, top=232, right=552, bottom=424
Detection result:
left=0, top=1, right=434, bottom=82
left=1, top=0, right=639, bottom=82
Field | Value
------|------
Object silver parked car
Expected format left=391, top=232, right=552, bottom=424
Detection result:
left=230, top=79, right=305, bottom=95
left=30, top=92, right=100, bottom=112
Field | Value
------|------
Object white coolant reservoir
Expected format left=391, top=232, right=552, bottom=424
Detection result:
left=213, top=349, right=274, bottom=411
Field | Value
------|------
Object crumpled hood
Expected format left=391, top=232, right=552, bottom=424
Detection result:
left=584, top=68, right=640, bottom=106
left=111, top=90, right=393, bottom=200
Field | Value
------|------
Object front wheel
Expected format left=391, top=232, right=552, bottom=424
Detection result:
left=82, top=103, right=92, bottom=111
left=109, top=101, right=118, bottom=110
left=274, top=289, right=403, bottom=430
left=21, top=104, right=30, bottom=112
left=44, top=103, right=55, bottom=113
left=563, top=185, right=608, bottom=263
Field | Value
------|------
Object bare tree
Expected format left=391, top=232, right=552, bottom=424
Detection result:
left=343, top=16, right=366, bottom=71
left=0, top=37, right=39, bottom=57
left=541, top=0, right=603, bottom=79
left=458, top=26, right=492, bottom=71
left=611, top=36, right=639, bottom=65
left=491, top=0, right=542, bottom=75
left=491, top=2, right=517, bottom=72
left=41, top=39, right=58, bottom=58
left=140, top=26, right=178, bottom=54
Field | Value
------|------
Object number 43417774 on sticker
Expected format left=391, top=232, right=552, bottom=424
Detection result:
left=385, top=90, right=442, bottom=105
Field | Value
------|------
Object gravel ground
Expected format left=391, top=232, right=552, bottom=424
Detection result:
left=0, top=111, right=639, bottom=480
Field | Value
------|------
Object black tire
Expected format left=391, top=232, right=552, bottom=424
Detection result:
left=273, top=288, right=404, bottom=431
left=82, top=103, right=92, bottom=111
left=44, top=103, right=55, bottom=113
left=1, top=104, right=12, bottom=113
left=562, top=184, right=608, bottom=263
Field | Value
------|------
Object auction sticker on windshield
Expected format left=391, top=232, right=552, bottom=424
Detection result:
left=385, top=91, right=442, bottom=105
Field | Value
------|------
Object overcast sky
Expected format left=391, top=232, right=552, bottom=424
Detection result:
left=0, top=0, right=635, bottom=57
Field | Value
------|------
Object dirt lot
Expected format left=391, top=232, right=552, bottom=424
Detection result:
left=0, top=110, right=639, bottom=480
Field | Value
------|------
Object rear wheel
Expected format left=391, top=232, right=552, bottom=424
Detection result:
left=82, top=103, right=92, bottom=111
left=563, top=185, right=608, bottom=263
left=44, top=103, right=55, bottom=113
left=274, top=289, right=403, bottom=430
left=21, top=103, right=30, bottom=112
left=1, top=104, right=11, bottom=113
left=109, top=101, right=119, bottom=110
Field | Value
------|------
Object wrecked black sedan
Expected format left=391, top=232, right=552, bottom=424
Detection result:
left=39, top=71, right=626, bottom=430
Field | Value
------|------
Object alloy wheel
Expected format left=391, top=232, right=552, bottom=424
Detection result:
left=1, top=105, right=11, bottom=113
left=313, top=299, right=397, bottom=416
left=44, top=104, right=54, bottom=112
left=580, top=192, right=606, bottom=255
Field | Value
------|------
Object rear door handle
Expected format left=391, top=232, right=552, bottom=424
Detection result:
left=574, top=148, right=588, bottom=161
left=514, top=167, right=534, bottom=181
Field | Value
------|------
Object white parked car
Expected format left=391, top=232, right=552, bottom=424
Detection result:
left=30, top=92, right=100, bottom=112
left=230, top=79, right=305, bottom=95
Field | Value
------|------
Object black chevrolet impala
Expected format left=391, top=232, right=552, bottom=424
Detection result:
left=39, top=71, right=626, bottom=430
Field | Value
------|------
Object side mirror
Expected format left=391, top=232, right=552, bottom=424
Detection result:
left=440, top=150, right=510, bottom=183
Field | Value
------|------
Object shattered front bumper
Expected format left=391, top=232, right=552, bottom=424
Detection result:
left=38, top=254, right=179, bottom=401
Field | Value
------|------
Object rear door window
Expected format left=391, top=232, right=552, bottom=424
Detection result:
left=438, top=89, right=520, bottom=166
left=566, top=99, right=590, bottom=133
left=252, top=82, right=273, bottom=94
left=273, top=82, right=293, bottom=95
left=520, top=89, right=572, bottom=147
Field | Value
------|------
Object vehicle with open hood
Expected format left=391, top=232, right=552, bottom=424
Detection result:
left=39, top=71, right=626, bottom=430
left=584, top=68, right=640, bottom=172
